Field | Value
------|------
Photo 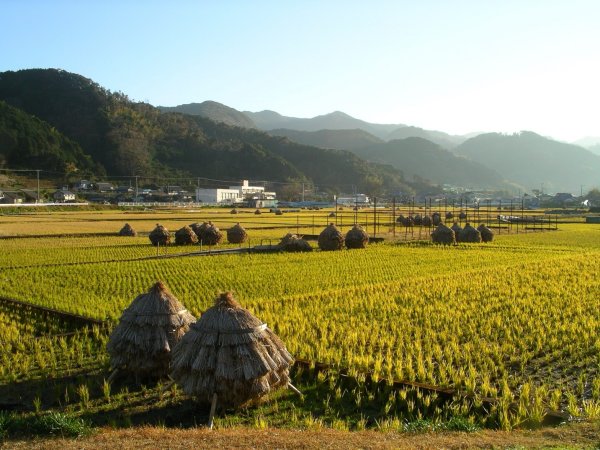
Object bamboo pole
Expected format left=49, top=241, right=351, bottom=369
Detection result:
left=208, top=393, right=218, bottom=429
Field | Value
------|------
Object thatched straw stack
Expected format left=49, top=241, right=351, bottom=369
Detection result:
left=451, top=222, right=463, bottom=242
left=459, top=223, right=482, bottom=243
left=459, top=211, right=467, bottom=220
left=149, top=224, right=171, bottom=246
left=396, top=214, right=405, bottom=224
left=328, top=212, right=336, bottom=217
left=254, top=209, right=262, bottom=215
left=107, top=281, right=195, bottom=377
left=193, top=222, right=223, bottom=246
left=431, top=223, right=455, bottom=245
left=275, top=209, right=284, bottom=216
left=119, top=223, right=137, bottom=237
left=478, top=224, right=494, bottom=243
left=413, top=214, right=423, bottom=226
left=432, top=212, right=442, bottom=226
left=171, top=292, right=294, bottom=408
left=402, top=216, right=414, bottom=227
left=318, top=223, right=344, bottom=251
left=422, top=215, right=433, bottom=227
left=446, top=211, right=454, bottom=220
left=278, top=233, right=312, bottom=252
left=230, top=208, right=239, bottom=215
left=175, top=225, right=199, bottom=245
left=227, top=223, right=248, bottom=244
left=345, top=225, right=369, bottom=249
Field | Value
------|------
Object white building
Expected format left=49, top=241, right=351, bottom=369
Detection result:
left=196, top=180, right=277, bottom=205
left=336, top=194, right=370, bottom=205
left=195, top=188, right=241, bottom=205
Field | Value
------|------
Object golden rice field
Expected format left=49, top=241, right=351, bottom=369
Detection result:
left=0, top=208, right=599, bottom=430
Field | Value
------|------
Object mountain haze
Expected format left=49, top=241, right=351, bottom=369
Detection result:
left=455, top=132, right=600, bottom=192
left=352, top=137, right=509, bottom=190
left=386, top=126, right=467, bottom=149
left=244, top=110, right=404, bottom=139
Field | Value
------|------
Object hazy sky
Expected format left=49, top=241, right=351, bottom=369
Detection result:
left=1, top=0, right=599, bottom=141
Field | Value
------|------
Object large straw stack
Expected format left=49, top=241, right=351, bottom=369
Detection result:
left=227, top=223, right=248, bottom=244
left=318, top=223, right=344, bottom=251
left=459, top=223, right=482, bottom=243
left=431, top=223, right=455, bottom=245
left=478, top=224, right=495, bottom=242
left=119, top=223, right=137, bottom=237
left=345, top=225, right=369, bottom=249
left=451, top=222, right=463, bottom=242
left=107, top=281, right=195, bottom=378
left=432, top=212, right=442, bottom=226
left=422, top=215, right=433, bottom=227
left=192, top=221, right=223, bottom=246
left=149, top=224, right=171, bottom=246
left=278, top=233, right=312, bottom=252
left=175, top=225, right=199, bottom=245
left=171, top=292, right=294, bottom=408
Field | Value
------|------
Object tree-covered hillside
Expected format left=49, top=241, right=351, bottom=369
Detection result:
left=0, top=100, right=98, bottom=174
left=0, top=69, right=415, bottom=194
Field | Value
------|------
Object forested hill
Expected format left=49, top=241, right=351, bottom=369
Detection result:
left=454, top=132, right=600, bottom=193
left=158, top=101, right=256, bottom=129
left=0, top=69, right=414, bottom=194
left=0, top=100, right=98, bottom=174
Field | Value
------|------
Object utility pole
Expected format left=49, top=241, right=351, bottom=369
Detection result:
left=36, top=169, right=40, bottom=204
left=135, top=175, right=139, bottom=201
left=302, top=182, right=305, bottom=202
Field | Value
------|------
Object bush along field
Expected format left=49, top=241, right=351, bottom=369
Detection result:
left=0, top=210, right=599, bottom=438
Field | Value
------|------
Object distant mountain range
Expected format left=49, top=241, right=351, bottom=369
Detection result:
left=2, top=68, right=599, bottom=195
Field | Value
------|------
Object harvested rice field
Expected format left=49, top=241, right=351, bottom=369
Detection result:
left=0, top=207, right=599, bottom=446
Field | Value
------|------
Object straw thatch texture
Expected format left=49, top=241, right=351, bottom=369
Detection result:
left=413, top=214, right=423, bottom=226
left=402, top=216, right=414, bottom=227
left=149, top=224, right=171, bottom=246
left=459, top=211, right=467, bottom=220
left=278, top=233, right=312, bottom=252
left=451, top=222, right=463, bottom=242
left=107, top=281, right=195, bottom=377
left=446, top=212, right=454, bottom=220
left=255, top=209, right=262, bottom=215
left=193, top=222, right=223, bottom=246
left=328, top=212, right=336, bottom=217
left=175, top=225, right=199, bottom=245
left=431, top=223, right=455, bottom=245
left=275, top=209, right=283, bottom=215
left=432, top=212, right=442, bottom=226
left=227, top=223, right=248, bottom=244
left=119, top=223, right=137, bottom=237
left=171, top=292, right=293, bottom=408
left=459, top=223, right=482, bottom=243
left=396, top=214, right=405, bottom=224
left=422, top=215, right=433, bottom=227
left=230, top=208, right=239, bottom=215
left=345, top=225, right=369, bottom=249
left=478, top=224, right=494, bottom=242
left=318, top=223, right=344, bottom=251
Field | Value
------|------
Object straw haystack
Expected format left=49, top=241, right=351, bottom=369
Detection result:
left=459, top=223, right=482, bottom=243
left=431, top=223, right=455, bottom=245
left=119, top=223, right=137, bottom=237
left=107, top=281, right=195, bottom=377
left=459, top=211, right=467, bottom=220
left=171, top=292, right=294, bottom=408
left=432, top=212, right=442, bottom=226
left=192, top=222, right=223, bottom=246
left=446, top=212, right=454, bottom=220
left=402, top=216, right=414, bottom=227
left=396, top=214, right=405, bottom=224
left=275, top=209, right=283, bottom=215
left=345, top=225, right=369, bottom=249
left=318, top=223, right=344, bottom=251
left=149, top=224, right=171, bottom=246
left=422, top=215, right=433, bottom=227
left=278, top=233, right=312, bottom=252
left=478, top=224, right=494, bottom=242
left=227, top=223, right=248, bottom=244
left=413, top=214, right=423, bottom=226
left=328, top=212, right=336, bottom=217
left=451, top=222, right=463, bottom=242
left=255, top=209, right=262, bottom=215
left=230, top=208, right=239, bottom=215
left=175, top=225, right=199, bottom=245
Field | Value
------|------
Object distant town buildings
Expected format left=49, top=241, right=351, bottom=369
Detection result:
left=195, top=180, right=277, bottom=207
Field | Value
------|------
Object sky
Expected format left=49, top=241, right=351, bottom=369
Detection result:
left=1, top=0, right=600, bottom=142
